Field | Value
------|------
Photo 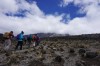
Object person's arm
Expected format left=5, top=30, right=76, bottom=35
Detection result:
left=11, top=34, right=14, bottom=38
left=9, top=33, right=14, bottom=38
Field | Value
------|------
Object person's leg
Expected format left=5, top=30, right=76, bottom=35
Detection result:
left=4, top=39, right=8, bottom=50
left=29, top=41, right=31, bottom=48
left=15, top=41, right=20, bottom=50
left=35, top=41, right=40, bottom=46
left=27, top=41, right=30, bottom=48
left=37, top=41, right=40, bottom=46
left=35, top=41, right=38, bottom=46
left=7, top=39, right=11, bottom=50
left=5, top=39, right=11, bottom=50
left=34, top=41, right=36, bottom=47
left=20, top=41, right=23, bottom=50
left=28, top=40, right=32, bottom=48
left=4, top=39, right=7, bottom=47
left=32, top=41, right=35, bottom=47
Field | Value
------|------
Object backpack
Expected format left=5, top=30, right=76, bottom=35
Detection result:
left=34, top=36, right=40, bottom=41
left=32, top=35, right=35, bottom=40
left=16, top=34, right=21, bottom=40
left=3, top=32, right=10, bottom=39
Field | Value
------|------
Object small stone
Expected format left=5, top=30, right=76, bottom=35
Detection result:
left=53, top=48, right=56, bottom=50
left=66, top=57, right=69, bottom=59
left=5, top=51, right=12, bottom=56
left=79, top=45, right=85, bottom=48
left=75, top=60, right=86, bottom=66
left=76, top=61, right=84, bottom=66
left=54, top=56, right=62, bottom=62
left=59, top=48, right=64, bottom=51
left=41, top=50, right=46, bottom=54
left=69, top=48, right=75, bottom=53
left=24, top=51, right=28, bottom=54
left=5, top=53, right=10, bottom=56
left=78, top=49, right=86, bottom=54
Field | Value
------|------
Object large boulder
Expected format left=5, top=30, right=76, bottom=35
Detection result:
left=69, top=48, right=75, bottom=53
left=86, top=52, right=98, bottom=58
left=78, top=49, right=86, bottom=54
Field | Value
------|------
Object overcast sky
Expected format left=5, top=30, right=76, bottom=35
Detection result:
left=0, top=0, right=100, bottom=35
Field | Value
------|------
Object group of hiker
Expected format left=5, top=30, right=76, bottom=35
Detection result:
left=3, top=31, right=40, bottom=51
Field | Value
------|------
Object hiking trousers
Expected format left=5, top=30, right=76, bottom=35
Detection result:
left=4, top=39, right=11, bottom=50
left=15, top=41, right=23, bottom=50
left=27, top=41, right=31, bottom=48
left=35, top=41, right=40, bottom=46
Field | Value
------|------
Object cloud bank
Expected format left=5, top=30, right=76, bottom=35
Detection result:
left=0, top=0, right=100, bottom=35
left=60, top=0, right=100, bottom=35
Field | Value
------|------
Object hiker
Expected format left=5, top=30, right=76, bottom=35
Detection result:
left=31, top=34, right=36, bottom=47
left=33, top=34, right=40, bottom=47
left=15, top=31, right=24, bottom=50
left=3, top=31, right=14, bottom=50
left=27, top=34, right=32, bottom=48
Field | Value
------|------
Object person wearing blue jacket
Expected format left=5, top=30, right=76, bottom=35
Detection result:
left=15, top=31, right=24, bottom=50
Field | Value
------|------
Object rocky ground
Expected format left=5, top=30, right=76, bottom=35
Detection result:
left=0, top=38, right=100, bottom=66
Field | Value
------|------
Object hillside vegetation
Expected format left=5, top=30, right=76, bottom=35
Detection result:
left=0, top=34, right=100, bottom=66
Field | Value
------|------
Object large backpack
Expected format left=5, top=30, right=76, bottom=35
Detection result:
left=3, top=32, right=10, bottom=39
left=34, top=35, right=40, bottom=41
left=16, top=34, right=21, bottom=40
